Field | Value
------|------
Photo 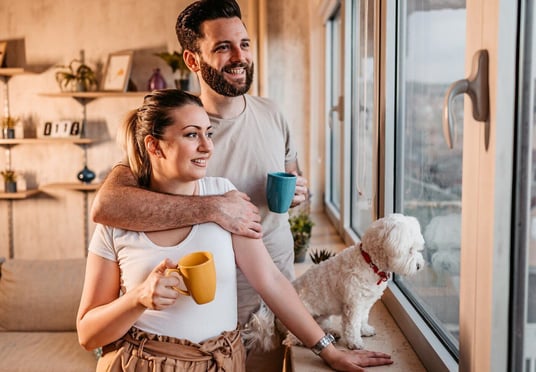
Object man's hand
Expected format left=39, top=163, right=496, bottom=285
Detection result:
left=290, top=175, right=308, bottom=208
left=213, top=190, right=262, bottom=239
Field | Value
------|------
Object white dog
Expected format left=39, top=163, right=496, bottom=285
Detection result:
left=243, top=213, right=425, bottom=351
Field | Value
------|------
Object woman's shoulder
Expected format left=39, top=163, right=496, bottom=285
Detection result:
left=200, top=177, right=237, bottom=195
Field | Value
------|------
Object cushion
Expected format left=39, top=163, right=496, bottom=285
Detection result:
left=0, top=332, right=97, bottom=371
left=0, top=258, right=86, bottom=331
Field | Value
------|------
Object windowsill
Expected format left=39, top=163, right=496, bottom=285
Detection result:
left=287, top=300, right=426, bottom=371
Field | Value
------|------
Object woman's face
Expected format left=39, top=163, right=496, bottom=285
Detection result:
left=153, top=104, right=213, bottom=185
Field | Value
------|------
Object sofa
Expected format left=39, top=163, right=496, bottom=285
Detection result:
left=0, top=257, right=98, bottom=372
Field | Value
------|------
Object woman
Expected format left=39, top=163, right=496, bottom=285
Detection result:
left=76, top=89, right=392, bottom=371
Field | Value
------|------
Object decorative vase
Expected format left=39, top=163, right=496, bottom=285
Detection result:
left=147, top=68, right=167, bottom=91
left=4, top=181, right=17, bottom=193
left=77, top=165, right=96, bottom=184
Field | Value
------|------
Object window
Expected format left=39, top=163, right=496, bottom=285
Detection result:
left=390, top=1, right=466, bottom=357
left=350, top=0, right=375, bottom=236
left=326, top=4, right=343, bottom=216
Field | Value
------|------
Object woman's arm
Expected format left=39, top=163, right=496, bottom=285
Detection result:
left=233, top=235, right=393, bottom=371
left=91, top=164, right=262, bottom=237
left=76, top=254, right=180, bottom=350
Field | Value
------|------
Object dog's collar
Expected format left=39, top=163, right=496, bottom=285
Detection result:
left=360, top=243, right=390, bottom=285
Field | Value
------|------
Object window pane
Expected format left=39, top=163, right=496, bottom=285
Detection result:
left=525, top=1, right=536, bottom=368
left=393, top=0, right=466, bottom=356
left=350, top=0, right=374, bottom=236
left=328, top=7, right=342, bottom=211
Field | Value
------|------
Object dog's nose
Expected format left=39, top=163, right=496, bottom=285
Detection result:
left=416, top=263, right=421, bottom=270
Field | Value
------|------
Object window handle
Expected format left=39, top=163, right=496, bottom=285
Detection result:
left=442, top=49, right=490, bottom=150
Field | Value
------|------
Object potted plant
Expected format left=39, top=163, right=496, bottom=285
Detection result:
left=289, top=207, right=315, bottom=263
left=154, top=50, right=191, bottom=90
left=1, top=169, right=17, bottom=193
left=1, top=116, right=18, bottom=139
left=55, top=59, right=98, bottom=92
left=309, top=248, right=335, bottom=264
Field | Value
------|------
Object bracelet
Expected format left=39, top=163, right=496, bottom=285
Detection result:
left=311, top=333, right=335, bottom=355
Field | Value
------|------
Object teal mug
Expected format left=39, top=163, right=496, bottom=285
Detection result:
left=266, top=172, right=297, bottom=213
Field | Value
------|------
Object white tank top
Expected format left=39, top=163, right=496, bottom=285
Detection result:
left=88, top=177, right=238, bottom=343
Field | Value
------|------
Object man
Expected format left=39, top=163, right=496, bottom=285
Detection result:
left=93, top=1, right=306, bottom=370
left=92, top=1, right=391, bottom=370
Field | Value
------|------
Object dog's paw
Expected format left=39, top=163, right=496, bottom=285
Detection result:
left=346, top=338, right=365, bottom=350
left=360, top=324, right=376, bottom=337
left=282, top=332, right=303, bottom=347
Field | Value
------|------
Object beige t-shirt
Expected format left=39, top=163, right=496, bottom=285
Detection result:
left=207, top=95, right=298, bottom=324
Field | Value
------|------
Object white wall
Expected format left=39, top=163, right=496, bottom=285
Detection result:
left=0, top=0, right=318, bottom=259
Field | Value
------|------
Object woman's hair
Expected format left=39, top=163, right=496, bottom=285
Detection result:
left=119, top=89, right=203, bottom=187
left=176, top=0, right=242, bottom=53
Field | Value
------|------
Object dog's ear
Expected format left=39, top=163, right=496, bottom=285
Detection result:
left=382, top=215, right=426, bottom=259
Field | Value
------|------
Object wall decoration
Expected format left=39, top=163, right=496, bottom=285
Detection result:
left=41, top=120, right=82, bottom=138
left=101, top=50, right=133, bottom=91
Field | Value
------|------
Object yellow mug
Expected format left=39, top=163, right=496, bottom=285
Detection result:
left=166, top=251, right=216, bottom=305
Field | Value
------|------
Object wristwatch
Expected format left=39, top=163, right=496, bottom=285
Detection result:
left=311, top=333, right=335, bottom=355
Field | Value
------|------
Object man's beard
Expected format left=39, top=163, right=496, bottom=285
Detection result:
left=199, top=59, right=254, bottom=97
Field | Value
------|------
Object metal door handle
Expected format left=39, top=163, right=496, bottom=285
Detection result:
left=442, top=49, right=490, bottom=150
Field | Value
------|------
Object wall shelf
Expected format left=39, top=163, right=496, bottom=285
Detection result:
left=41, top=182, right=101, bottom=192
left=39, top=91, right=147, bottom=99
left=0, top=189, right=40, bottom=199
left=0, top=138, right=93, bottom=146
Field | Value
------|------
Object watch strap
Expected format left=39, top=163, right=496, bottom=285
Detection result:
left=311, top=333, right=335, bottom=355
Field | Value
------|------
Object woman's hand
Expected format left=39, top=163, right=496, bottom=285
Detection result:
left=138, top=259, right=181, bottom=310
left=321, top=346, right=393, bottom=371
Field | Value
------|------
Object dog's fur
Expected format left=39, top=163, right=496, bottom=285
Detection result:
left=242, top=213, right=425, bottom=351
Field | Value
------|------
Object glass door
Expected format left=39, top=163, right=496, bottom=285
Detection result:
left=326, top=4, right=344, bottom=218
left=385, top=0, right=520, bottom=370
left=387, top=0, right=467, bottom=358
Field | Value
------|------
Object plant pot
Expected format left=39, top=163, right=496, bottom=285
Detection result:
left=4, top=181, right=16, bottom=193
left=2, top=128, right=15, bottom=139
left=294, top=240, right=310, bottom=263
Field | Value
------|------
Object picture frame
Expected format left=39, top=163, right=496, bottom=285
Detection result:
left=0, top=41, right=6, bottom=67
left=101, top=50, right=133, bottom=91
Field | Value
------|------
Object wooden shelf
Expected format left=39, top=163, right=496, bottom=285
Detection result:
left=0, top=68, right=26, bottom=77
left=40, top=91, right=148, bottom=99
left=41, top=182, right=101, bottom=192
left=0, top=189, right=40, bottom=199
left=0, top=138, right=93, bottom=146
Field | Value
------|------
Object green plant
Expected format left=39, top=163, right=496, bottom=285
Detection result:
left=309, top=248, right=336, bottom=264
left=289, top=209, right=315, bottom=262
left=1, top=169, right=17, bottom=182
left=55, top=59, right=98, bottom=92
left=154, top=51, right=190, bottom=79
left=1, top=116, right=18, bottom=129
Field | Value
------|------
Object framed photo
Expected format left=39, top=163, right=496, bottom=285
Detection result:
left=101, top=50, right=133, bottom=91
left=0, top=41, right=6, bottom=67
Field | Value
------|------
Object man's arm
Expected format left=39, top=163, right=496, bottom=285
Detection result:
left=91, top=164, right=262, bottom=238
